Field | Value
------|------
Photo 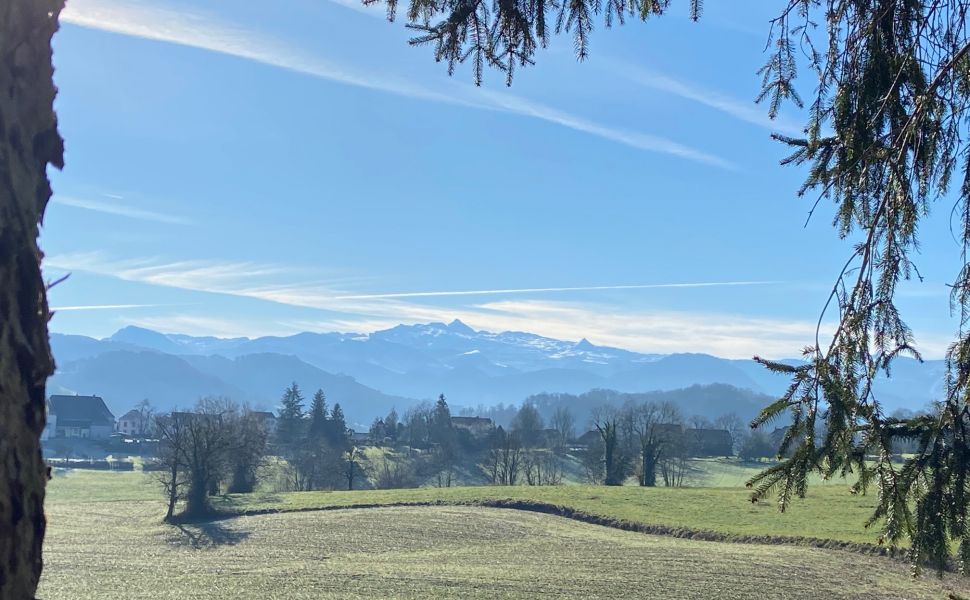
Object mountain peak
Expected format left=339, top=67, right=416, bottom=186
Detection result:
left=448, top=319, right=475, bottom=334
left=575, top=338, right=595, bottom=350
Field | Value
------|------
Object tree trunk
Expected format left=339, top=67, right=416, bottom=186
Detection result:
left=0, top=1, right=63, bottom=598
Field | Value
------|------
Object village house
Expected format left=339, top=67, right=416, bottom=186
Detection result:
left=450, top=416, right=494, bottom=438
left=116, top=409, right=150, bottom=437
left=48, top=395, right=116, bottom=440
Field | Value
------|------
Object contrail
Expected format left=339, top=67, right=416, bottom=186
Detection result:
left=60, top=0, right=735, bottom=170
left=331, top=281, right=779, bottom=300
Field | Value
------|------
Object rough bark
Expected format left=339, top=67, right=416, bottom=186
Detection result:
left=0, top=2, right=63, bottom=598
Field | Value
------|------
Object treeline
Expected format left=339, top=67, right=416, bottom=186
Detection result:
left=458, top=385, right=774, bottom=429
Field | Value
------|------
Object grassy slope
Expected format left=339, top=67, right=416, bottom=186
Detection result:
left=47, top=461, right=884, bottom=544
left=216, top=485, right=881, bottom=544
left=38, top=500, right=969, bottom=599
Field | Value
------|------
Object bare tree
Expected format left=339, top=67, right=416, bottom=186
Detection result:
left=226, top=406, right=269, bottom=494
left=497, top=429, right=524, bottom=486
left=511, top=401, right=544, bottom=447
left=153, top=412, right=190, bottom=521
left=713, top=413, right=746, bottom=455
left=550, top=406, right=575, bottom=452
left=344, top=446, right=366, bottom=491
left=631, top=401, right=682, bottom=487
left=592, top=406, right=631, bottom=486
left=133, top=399, right=156, bottom=436
left=181, top=398, right=234, bottom=518
left=524, top=450, right=563, bottom=486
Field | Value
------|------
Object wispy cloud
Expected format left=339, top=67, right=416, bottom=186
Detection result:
left=602, top=60, right=803, bottom=136
left=61, top=0, right=734, bottom=169
left=331, top=281, right=777, bottom=300
left=52, top=196, right=193, bottom=225
left=44, top=251, right=822, bottom=357
left=51, top=303, right=183, bottom=311
left=45, top=252, right=775, bottom=307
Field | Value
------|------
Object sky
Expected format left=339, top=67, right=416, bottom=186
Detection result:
left=43, top=0, right=960, bottom=358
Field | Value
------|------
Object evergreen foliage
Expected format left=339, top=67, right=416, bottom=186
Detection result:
left=276, top=382, right=306, bottom=452
left=369, top=0, right=970, bottom=573
left=308, top=389, right=328, bottom=440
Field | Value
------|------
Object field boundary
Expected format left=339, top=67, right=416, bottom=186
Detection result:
left=213, top=498, right=910, bottom=561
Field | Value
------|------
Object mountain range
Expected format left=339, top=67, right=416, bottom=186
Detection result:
left=49, top=320, right=948, bottom=428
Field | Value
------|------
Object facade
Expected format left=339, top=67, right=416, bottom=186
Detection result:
left=451, top=416, right=494, bottom=438
left=116, top=409, right=149, bottom=437
left=48, top=395, right=116, bottom=439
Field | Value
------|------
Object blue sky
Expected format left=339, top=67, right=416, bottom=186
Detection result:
left=43, top=0, right=958, bottom=358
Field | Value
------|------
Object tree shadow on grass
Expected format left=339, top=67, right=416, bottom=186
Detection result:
left=166, top=519, right=252, bottom=549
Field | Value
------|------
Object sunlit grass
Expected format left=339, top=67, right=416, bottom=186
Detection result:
left=39, top=501, right=969, bottom=599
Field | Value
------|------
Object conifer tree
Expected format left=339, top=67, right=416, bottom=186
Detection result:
left=384, top=408, right=399, bottom=442
left=329, top=403, right=349, bottom=450
left=308, top=389, right=329, bottom=440
left=276, top=382, right=306, bottom=452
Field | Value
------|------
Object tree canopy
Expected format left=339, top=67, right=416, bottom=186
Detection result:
left=369, top=0, right=970, bottom=573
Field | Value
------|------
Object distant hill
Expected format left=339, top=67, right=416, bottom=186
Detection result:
left=521, top=385, right=777, bottom=426
left=48, top=350, right=409, bottom=428
left=49, top=321, right=946, bottom=423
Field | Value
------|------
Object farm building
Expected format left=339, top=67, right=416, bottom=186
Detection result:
left=48, top=395, right=116, bottom=440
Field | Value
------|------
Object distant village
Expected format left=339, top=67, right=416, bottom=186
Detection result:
left=42, top=393, right=754, bottom=461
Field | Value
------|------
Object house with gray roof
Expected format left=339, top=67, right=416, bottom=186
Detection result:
left=48, top=395, right=116, bottom=440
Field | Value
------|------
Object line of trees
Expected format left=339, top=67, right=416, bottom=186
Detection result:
left=584, top=400, right=748, bottom=488
left=276, top=384, right=361, bottom=492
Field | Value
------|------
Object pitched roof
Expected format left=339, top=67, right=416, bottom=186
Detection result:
left=118, top=409, right=142, bottom=421
left=48, top=395, right=115, bottom=426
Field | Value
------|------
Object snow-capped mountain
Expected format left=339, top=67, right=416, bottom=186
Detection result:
left=49, top=320, right=946, bottom=421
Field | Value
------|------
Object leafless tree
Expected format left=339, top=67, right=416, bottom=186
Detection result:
left=631, top=401, right=682, bottom=487
left=592, top=406, right=631, bottom=486
left=550, top=406, right=575, bottom=452
left=153, top=412, right=190, bottom=521
left=524, top=450, right=563, bottom=486
left=497, top=429, right=524, bottom=486
left=713, top=413, right=746, bottom=455
left=181, top=397, right=234, bottom=518
left=344, top=446, right=366, bottom=491
left=226, top=406, right=270, bottom=494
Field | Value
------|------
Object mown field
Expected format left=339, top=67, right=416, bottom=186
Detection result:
left=38, top=463, right=970, bottom=599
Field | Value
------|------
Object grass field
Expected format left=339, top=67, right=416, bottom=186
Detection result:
left=216, top=484, right=886, bottom=544
left=38, top=499, right=969, bottom=599
left=39, top=464, right=968, bottom=599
